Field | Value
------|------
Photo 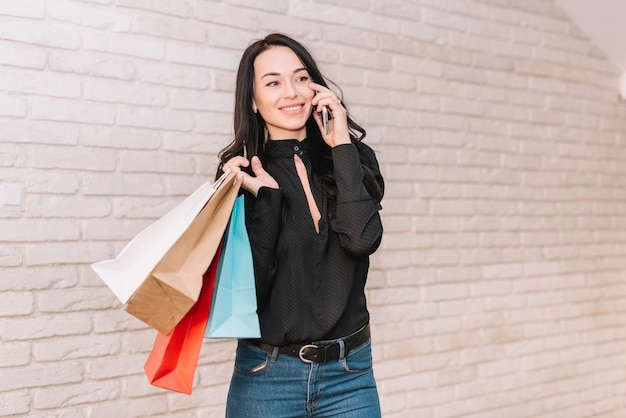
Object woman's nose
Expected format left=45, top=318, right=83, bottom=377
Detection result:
left=283, top=81, right=296, bottom=98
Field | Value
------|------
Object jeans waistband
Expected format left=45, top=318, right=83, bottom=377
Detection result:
left=246, top=324, right=370, bottom=364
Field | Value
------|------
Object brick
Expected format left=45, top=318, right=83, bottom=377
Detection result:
left=48, top=50, right=134, bottom=80
left=0, top=0, right=45, bottom=18
left=0, top=67, right=82, bottom=98
left=48, top=0, right=131, bottom=30
left=0, top=266, right=78, bottom=291
left=195, top=362, right=233, bottom=390
left=111, top=195, right=180, bottom=220
left=117, top=106, right=194, bottom=131
left=26, top=242, right=112, bottom=266
left=166, top=43, right=239, bottom=71
left=85, top=79, right=167, bottom=106
left=422, top=283, right=469, bottom=301
left=79, top=126, right=161, bottom=150
left=0, top=245, right=22, bottom=266
left=380, top=394, right=411, bottom=416
left=370, top=270, right=418, bottom=294
left=33, top=334, right=121, bottom=361
left=133, top=13, right=206, bottom=43
left=0, top=342, right=31, bottom=367
left=117, top=0, right=190, bottom=16
left=340, top=46, right=393, bottom=71
left=117, top=150, right=196, bottom=174
left=193, top=2, right=261, bottom=30
left=0, top=120, right=80, bottom=145
left=122, top=374, right=165, bottom=398
left=31, top=145, right=117, bottom=171
left=194, top=114, right=233, bottom=135
left=0, top=362, right=84, bottom=391
left=38, top=288, right=118, bottom=313
left=0, top=391, right=30, bottom=415
left=93, top=310, right=145, bottom=334
left=32, top=97, right=115, bottom=124
left=1, top=314, right=91, bottom=341
left=197, top=339, right=237, bottom=365
left=0, top=93, right=26, bottom=117
left=89, top=396, right=168, bottom=418
left=82, top=173, right=165, bottom=197
left=27, top=409, right=91, bottom=418
left=89, top=354, right=146, bottom=380
left=0, top=220, right=80, bottom=242
left=0, top=291, right=33, bottom=316
left=0, top=19, right=81, bottom=49
left=0, top=43, right=47, bottom=69
left=380, top=373, right=432, bottom=395
left=343, top=85, right=392, bottom=107
left=168, top=89, right=233, bottom=112
left=316, top=0, right=371, bottom=11
left=34, top=380, right=120, bottom=409
left=0, top=143, right=27, bottom=168
left=84, top=32, right=164, bottom=60
left=162, top=133, right=226, bottom=155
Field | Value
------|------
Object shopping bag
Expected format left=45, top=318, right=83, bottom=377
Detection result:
left=205, top=195, right=261, bottom=338
left=91, top=170, right=241, bottom=335
left=91, top=170, right=235, bottom=304
left=143, top=241, right=222, bottom=395
left=125, top=172, right=242, bottom=335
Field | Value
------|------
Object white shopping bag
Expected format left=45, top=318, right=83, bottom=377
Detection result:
left=91, top=170, right=234, bottom=305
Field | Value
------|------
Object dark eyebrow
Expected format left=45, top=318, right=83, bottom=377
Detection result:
left=261, top=67, right=308, bottom=78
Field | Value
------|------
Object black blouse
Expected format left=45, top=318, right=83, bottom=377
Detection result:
left=244, top=138, right=384, bottom=346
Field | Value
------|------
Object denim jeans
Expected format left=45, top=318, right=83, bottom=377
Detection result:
left=226, top=337, right=381, bottom=418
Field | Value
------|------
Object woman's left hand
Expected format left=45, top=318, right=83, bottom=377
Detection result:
left=309, top=82, right=351, bottom=148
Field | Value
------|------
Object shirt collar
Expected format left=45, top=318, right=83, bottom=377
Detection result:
left=265, top=138, right=309, bottom=158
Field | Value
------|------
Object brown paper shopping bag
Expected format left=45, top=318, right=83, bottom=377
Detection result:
left=92, top=172, right=235, bottom=304
left=124, top=171, right=242, bottom=335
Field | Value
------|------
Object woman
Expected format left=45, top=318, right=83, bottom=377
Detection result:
left=216, top=33, right=384, bottom=418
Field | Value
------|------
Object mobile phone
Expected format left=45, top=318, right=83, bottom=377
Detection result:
left=322, top=106, right=329, bottom=135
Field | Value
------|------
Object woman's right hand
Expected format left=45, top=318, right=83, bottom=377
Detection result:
left=223, top=155, right=279, bottom=197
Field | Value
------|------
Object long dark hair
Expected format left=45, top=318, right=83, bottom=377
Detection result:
left=216, top=33, right=382, bottom=203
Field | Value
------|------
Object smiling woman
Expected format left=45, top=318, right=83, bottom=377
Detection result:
left=252, top=47, right=315, bottom=141
left=215, top=33, right=385, bottom=418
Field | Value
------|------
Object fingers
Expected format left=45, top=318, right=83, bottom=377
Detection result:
left=312, top=110, right=327, bottom=135
left=250, top=156, right=279, bottom=189
left=249, top=155, right=264, bottom=175
left=224, top=155, right=278, bottom=196
left=222, top=156, right=249, bottom=173
left=309, top=83, right=342, bottom=110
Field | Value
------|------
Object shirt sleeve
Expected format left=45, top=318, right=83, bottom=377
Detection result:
left=244, top=187, right=283, bottom=310
left=330, top=143, right=384, bottom=257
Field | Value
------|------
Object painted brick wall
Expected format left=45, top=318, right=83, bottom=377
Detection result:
left=1, top=0, right=626, bottom=417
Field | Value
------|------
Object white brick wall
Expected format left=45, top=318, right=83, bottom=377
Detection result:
left=1, top=0, right=626, bottom=416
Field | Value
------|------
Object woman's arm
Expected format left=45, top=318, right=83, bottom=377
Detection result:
left=330, top=142, right=385, bottom=257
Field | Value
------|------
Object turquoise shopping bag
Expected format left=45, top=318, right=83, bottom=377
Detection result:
left=205, top=195, right=261, bottom=338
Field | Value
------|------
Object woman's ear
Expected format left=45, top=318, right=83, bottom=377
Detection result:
left=252, top=99, right=258, bottom=114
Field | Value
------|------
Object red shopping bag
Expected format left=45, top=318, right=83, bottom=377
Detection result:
left=143, top=241, right=223, bottom=394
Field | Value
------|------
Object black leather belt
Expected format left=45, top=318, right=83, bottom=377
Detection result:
left=247, top=324, right=371, bottom=364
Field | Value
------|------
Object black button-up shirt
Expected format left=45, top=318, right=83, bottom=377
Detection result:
left=244, top=138, right=384, bottom=346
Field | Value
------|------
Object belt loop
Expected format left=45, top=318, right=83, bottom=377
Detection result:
left=338, top=339, right=346, bottom=362
left=270, top=346, right=279, bottom=362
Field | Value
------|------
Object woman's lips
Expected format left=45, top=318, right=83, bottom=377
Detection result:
left=280, top=104, right=305, bottom=113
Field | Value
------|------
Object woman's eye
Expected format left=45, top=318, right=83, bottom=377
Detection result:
left=266, top=81, right=278, bottom=87
left=296, top=76, right=309, bottom=82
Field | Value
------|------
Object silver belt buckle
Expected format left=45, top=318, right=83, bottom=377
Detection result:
left=298, top=344, right=318, bottom=363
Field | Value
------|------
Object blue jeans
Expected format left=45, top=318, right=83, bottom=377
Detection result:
left=226, top=337, right=381, bottom=418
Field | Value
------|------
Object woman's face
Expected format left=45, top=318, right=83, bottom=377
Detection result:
left=252, top=46, right=315, bottom=141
